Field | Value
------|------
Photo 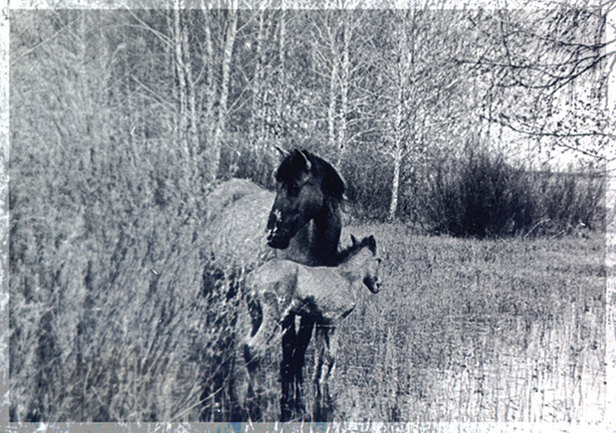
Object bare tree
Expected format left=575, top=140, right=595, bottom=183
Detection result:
left=459, top=2, right=615, bottom=164
left=379, top=8, right=472, bottom=220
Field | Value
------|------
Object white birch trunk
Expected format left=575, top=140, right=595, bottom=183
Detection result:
left=250, top=11, right=265, bottom=148
left=336, top=20, right=350, bottom=168
left=388, top=84, right=405, bottom=221
left=277, top=5, right=286, bottom=127
left=202, top=3, right=216, bottom=152
left=327, top=34, right=338, bottom=150
left=172, top=4, right=189, bottom=162
left=181, top=14, right=199, bottom=172
left=389, top=146, right=402, bottom=221
left=210, top=4, right=238, bottom=180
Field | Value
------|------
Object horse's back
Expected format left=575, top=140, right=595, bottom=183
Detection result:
left=206, top=178, right=266, bottom=223
left=206, top=179, right=275, bottom=270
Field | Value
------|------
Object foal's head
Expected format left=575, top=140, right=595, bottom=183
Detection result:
left=340, top=234, right=382, bottom=293
left=266, top=149, right=344, bottom=250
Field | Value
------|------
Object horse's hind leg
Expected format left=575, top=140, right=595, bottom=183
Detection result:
left=279, top=314, right=296, bottom=421
left=242, top=291, right=284, bottom=420
left=244, top=291, right=280, bottom=368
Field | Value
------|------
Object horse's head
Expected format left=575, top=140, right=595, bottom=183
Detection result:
left=345, top=234, right=382, bottom=294
left=267, top=149, right=344, bottom=250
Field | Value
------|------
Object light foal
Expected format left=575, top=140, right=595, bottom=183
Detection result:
left=243, top=235, right=382, bottom=421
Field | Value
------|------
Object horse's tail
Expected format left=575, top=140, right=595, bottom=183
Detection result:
left=243, top=289, right=281, bottom=370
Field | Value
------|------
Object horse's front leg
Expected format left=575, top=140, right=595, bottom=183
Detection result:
left=290, top=314, right=314, bottom=419
left=312, top=324, right=326, bottom=420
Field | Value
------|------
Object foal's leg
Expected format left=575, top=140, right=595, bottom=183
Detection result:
left=313, top=324, right=337, bottom=422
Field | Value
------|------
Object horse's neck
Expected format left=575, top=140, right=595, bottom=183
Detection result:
left=277, top=205, right=340, bottom=266
left=277, top=223, right=313, bottom=265
left=312, top=201, right=341, bottom=266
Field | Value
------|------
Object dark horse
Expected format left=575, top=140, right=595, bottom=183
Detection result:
left=266, top=149, right=344, bottom=421
left=206, top=149, right=344, bottom=421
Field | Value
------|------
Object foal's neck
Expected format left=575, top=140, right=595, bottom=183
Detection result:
left=337, top=252, right=365, bottom=286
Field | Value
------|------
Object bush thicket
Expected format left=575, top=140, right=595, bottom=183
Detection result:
left=415, top=145, right=605, bottom=238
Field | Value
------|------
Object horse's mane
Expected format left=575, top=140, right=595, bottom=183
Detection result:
left=336, top=235, right=377, bottom=264
left=275, top=149, right=345, bottom=200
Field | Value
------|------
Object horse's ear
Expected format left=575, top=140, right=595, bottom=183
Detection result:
left=368, top=235, right=377, bottom=251
left=275, top=146, right=289, bottom=158
left=298, top=149, right=312, bottom=171
left=350, top=234, right=358, bottom=246
left=291, top=149, right=311, bottom=172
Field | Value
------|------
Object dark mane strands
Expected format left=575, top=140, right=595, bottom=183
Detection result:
left=304, top=150, right=345, bottom=200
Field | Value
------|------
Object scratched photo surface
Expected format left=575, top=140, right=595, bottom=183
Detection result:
left=8, top=6, right=610, bottom=423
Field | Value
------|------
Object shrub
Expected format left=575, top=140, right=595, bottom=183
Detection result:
left=420, top=147, right=535, bottom=237
left=530, top=170, right=605, bottom=234
left=417, top=144, right=604, bottom=238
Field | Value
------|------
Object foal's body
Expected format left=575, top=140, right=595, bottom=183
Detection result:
left=248, top=258, right=361, bottom=342
left=244, top=235, right=381, bottom=421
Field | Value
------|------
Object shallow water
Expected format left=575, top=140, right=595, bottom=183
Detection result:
left=334, top=305, right=605, bottom=422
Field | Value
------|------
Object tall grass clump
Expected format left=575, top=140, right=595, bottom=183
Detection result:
left=8, top=116, right=279, bottom=421
left=9, top=127, right=246, bottom=421
left=419, top=143, right=604, bottom=238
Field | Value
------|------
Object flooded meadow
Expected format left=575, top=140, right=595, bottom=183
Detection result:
left=327, top=225, right=606, bottom=422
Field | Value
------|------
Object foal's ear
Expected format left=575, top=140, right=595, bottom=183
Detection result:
left=350, top=234, right=358, bottom=246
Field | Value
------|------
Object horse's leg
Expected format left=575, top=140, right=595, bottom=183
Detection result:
left=290, top=315, right=314, bottom=419
left=243, top=290, right=285, bottom=420
left=244, top=291, right=280, bottom=368
left=279, top=313, right=296, bottom=422
left=321, top=326, right=338, bottom=421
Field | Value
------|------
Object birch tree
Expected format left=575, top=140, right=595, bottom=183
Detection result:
left=309, top=8, right=374, bottom=169
left=210, top=2, right=239, bottom=180
left=377, top=7, right=473, bottom=220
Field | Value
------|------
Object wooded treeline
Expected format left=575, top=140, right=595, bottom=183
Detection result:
left=11, top=5, right=612, bottom=223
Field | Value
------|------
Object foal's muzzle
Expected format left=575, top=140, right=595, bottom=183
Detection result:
left=364, top=276, right=381, bottom=294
